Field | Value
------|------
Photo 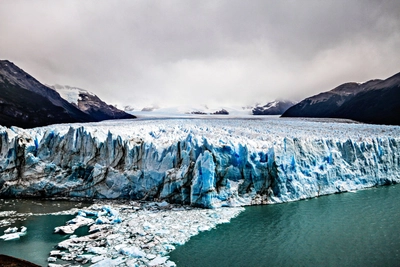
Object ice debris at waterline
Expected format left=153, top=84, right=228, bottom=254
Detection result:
left=50, top=200, right=244, bottom=267
left=0, top=118, right=399, bottom=208
left=0, top=226, right=27, bottom=241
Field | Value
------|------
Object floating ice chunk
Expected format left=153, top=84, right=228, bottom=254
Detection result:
left=119, top=246, right=146, bottom=258
left=146, top=254, right=157, bottom=260
left=48, top=257, right=57, bottom=262
left=91, top=255, right=105, bottom=263
left=95, top=216, right=110, bottom=224
left=50, top=250, right=61, bottom=256
left=165, top=260, right=177, bottom=267
left=125, top=259, right=138, bottom=267
left=54, top=225, right=75, bottom=234
left=155, top=229, right=170, bottom=236
left=87, top=246, right=107, bottom=255
left=89, top=258, right=117, bottom=267
left=49, top=264, right=67, bottom=267
left=111, top=217, right=122, bottom=224
left=4, top=227, right=18, bottom=234
left=163, top=244, right=175, bottom=251
left=198, top=225, right=212, bottom=232
left=148, top=256, right=169, bottom=266
left=55, top=216, right=94, bottom=234
left=0, top=233, right=20, bottom=241
left=102, top=206, right=119, bottom=217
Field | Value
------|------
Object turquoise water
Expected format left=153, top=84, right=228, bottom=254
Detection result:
left=169, top=185, right=400, bottom=267
left=1, top=186, right=400, bottom=266
left=0, top=199, right=90, bottom=266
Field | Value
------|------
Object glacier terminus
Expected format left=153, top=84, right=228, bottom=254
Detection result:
left=0, top=117, right=399, bottom=208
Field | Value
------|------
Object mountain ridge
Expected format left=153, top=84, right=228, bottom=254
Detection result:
left=49, top=84, right=134, bottom=121
left=0, top=60, right=134, bottom=128
left=282, top=71, right=400, bottom=125
left=252, top=100, right=296, bottom=115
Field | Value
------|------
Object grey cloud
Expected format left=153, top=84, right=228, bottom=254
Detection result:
left=1, top=0, right=400, bottom=108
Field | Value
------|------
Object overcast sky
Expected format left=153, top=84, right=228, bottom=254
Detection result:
left=1, top=0, right=400, bottom=108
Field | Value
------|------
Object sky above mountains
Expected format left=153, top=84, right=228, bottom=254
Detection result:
left=1, top=0, right=400, bottom=109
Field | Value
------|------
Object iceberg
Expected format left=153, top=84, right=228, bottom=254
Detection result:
left=0, top=226, right=27, bottom=241
left=0, top=118, right=399, bottom=208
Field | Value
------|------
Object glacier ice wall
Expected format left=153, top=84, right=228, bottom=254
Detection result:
left=0, top=119, right=399, bottom=208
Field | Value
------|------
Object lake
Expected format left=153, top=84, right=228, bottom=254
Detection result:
left=0, top=185, right=399, bottom=266
left=0, top=199, right=90, bottom=266
left=169, top=185, right=400, bottom=267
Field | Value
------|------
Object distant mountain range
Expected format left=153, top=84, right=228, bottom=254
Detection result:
left=0, top=60, right=134, bottom=128
left=2, top=59, right=397, bottom=127
left=282, top=72, right=400, bottom=125
left=124, top=101, right=296, bottom=116
left=252, top=100, right=296, bottom=115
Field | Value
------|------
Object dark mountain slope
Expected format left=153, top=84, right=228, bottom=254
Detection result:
left=336, top=84, right=400, bottom=125
left=252, top=100, right=296, bottom=115
left=49, top=84, right=135, bottom=121
left=0, top=77, right=79, bottom=128
left=0, top=60, right=93, bottom=123
left=0, top=60, right=135, bottom=128
left=282, top=72, right=400, bottom=125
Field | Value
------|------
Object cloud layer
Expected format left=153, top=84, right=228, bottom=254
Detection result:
left=1, top=0, right=400, bottom=108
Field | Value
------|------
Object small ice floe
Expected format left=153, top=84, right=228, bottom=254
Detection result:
left=148, top=256, right=169, bottom=266
left=54, top=215, right=94, bottom=234
left=90, top=257, right=126, bottom=267
left=4, top=227, right=18, bottom=234
left=0, top=233, right=20, bottom=241
left=47, top=256, right=57, bottom=262
left=0, top=226, right=28, bottom=241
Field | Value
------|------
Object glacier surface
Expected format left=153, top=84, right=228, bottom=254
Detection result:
left=0, top=118, right=399, bottom=208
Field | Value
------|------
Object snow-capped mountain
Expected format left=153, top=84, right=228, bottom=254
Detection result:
left=0, top=60, right=93, bottom=128
left=49, top=84, right=134, bottom=121
left=282, top=72, right=400, bottom=125
left=252, top=100, right=296, bottom=115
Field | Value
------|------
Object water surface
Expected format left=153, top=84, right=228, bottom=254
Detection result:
left=0, top=199, right=90, bottom=266
left=169, top=185, right=400, bottom=267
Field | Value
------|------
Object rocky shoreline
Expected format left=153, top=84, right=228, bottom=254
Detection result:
left=0, top=254, right=41, bottom=267
left=49, top=200, right=244, bottom=267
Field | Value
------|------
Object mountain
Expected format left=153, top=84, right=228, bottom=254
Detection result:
left=49, top=85, right=134, bottom=121
left=0, top=60, right=94, bottom=124
left=282, top=72, right=400, bottom=125
left=0, top=60, right=95, bottom=128
left=125, top=104, right=253, bottom=117
left=0, top=60, right=135, bottom=128
left=252, top=100, right=296, bottom=115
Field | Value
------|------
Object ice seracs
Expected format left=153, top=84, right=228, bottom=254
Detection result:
left=0, top=118, right=399, bottom=208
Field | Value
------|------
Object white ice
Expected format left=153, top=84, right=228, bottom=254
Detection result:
left=0, top=117, right=399, bottom=208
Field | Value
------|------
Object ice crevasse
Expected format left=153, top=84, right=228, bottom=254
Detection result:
left=0, top=119, right=399, bottom=208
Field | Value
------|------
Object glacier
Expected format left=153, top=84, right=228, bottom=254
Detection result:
left=0, top=118, right=399, bottom=208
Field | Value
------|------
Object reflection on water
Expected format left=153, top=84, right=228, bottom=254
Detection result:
left=169, top=185, right=400, bottom=267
